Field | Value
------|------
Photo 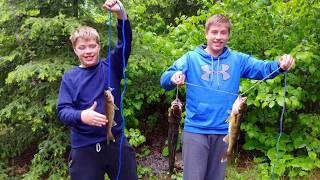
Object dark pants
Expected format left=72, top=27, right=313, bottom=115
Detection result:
left=69, top=136, right=138, bottom=180
left=182, top=132, right=227, bottom=180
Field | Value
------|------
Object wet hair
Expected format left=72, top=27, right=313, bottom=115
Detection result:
left=205, top=14, right=232, bottom=33
left=69, top=26, right=100, bottom=48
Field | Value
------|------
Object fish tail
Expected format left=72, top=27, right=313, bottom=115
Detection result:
left=221, top=151, right=228, bottom=163
left=113, top=104, right=119, bottom=110
left=223, top=135, right=228, bottom=143
left=221, top=135, right=229, bottom=163
left=221, top=149, right=232, bottom=163
left=107, top=131, right=115, bottom=144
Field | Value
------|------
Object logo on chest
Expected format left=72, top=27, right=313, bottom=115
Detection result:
left=201, top=64, right=230, bottom=81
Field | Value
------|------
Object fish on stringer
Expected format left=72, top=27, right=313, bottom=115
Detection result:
left=168, top=97, right=182, bottom=174
left=104, top=87, right=119, bottom=144
left=221, top=96, right=247, bottom=163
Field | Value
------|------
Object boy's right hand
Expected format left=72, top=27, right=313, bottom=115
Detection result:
left=171, top=71, right=185, bottom=87
left=103, top=0, right=127, bottom=20
left=81, top=101, right=108, bottom=127
left=103, top=0, right=122, bottom=12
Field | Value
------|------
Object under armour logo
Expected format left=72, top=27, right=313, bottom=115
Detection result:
left=201, top=64, right=230, bottom=81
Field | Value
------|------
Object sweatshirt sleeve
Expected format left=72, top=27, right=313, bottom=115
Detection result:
left=160, top=53, right=189, bottom=91
left=239, top=53, right=282, bottom=80
left=57, top=75, right=82, bottom=127
left=111, top=19, right=132, bottom=78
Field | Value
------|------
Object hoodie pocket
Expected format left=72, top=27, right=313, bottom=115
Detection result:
left=188, top=102, right=212, bottom=123
left=188, top=102, right=231, bottom=128
left=194, top=102, right=210, bottom=119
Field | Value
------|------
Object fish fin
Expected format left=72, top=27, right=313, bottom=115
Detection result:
left=221, top=152, right=228, bottom=163
left=223, top=135, right=229, bottom=143
left=113, top=104, right=119, bottom=110
left=107, top=132, right=115, bottom=144
left=108, top=87, right=114, bottom=91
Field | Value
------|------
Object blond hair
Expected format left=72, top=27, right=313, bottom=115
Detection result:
left=205, top=14, right=231, bottom=33
left=69, top=26, right=100, bottom=48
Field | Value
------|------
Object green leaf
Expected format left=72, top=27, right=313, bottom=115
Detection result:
left=268, top=101, right=275, bottom=108
left=162, top=146, right=169, bottom=157
left=308, top=151, right=317, bottom=160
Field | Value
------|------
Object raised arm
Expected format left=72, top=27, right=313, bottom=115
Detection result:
left=103, top=0, right=132, bottom=78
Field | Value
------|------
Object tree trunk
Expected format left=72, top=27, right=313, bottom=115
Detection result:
left=73, top=0, right=78, bottom=17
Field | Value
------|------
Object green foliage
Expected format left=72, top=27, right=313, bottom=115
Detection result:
left=171, top=172, right=183, bottom=180
left=0, top=125, right=37, bottom=162
left=0, top=162, right=8, bottom=180
left=158, top=0, right=320, bottom=178
left=137, top=165, right=153, bottom=179
left=162, top=132, right=182, bottom=157
left=124, top=128, right=146, bottom=148
left=136, top=146, right=151, bottom=159
left=226, top=162, right=259, bottom=180
left=19, top=14, right=80, bottom=57
left=0, top=0, right=319, bottom=179
left=162, top=146, right=169, bottom=157
left=23, top=126, right=69, bottom=179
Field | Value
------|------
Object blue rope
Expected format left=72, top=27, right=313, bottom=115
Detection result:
left=106, top=5, right=126, bottom=180
left=271, top=72, right=287, bottom=179
left=116, top=6, right=126, bottom=180
left=107, top=10, right=112, bottom=87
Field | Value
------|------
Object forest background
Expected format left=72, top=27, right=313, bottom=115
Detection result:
left=0, top=0, right=319, bottom=179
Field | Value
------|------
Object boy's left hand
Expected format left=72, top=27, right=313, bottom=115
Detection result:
left=279, top=54, right=295, bottom=71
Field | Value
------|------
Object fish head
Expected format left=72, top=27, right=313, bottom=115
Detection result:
left=239, top=96, right=247, bottom=108
left=171, top=98, right=182, bottom=117
left=171, top=98, right=182, bottom=109
left=104, top=90, right=114, bottom=102
left=231, top=96, right=247, bottom=115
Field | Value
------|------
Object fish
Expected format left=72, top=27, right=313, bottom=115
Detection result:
left=168, top=97, right=183, bottom=174
left=104, top=88, right=119, bottom=144
left=221, top=96, right=247, bottom=163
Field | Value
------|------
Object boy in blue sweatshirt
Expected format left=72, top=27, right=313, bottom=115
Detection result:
left=160, top=14, right=294, bottom=180
left=57, top=0, right=137, bottom=179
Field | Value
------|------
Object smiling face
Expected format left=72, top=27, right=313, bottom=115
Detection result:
left=204, top=15, right=231, bottom=57
left=205, top=24, right=229, bottom=57
left=74, top=38, right=100, bottom=67
left=70, top=26, right=101, bottom=68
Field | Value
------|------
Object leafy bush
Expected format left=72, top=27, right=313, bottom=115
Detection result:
left=0, top=0, right=319, bottom=179
left=125, top=128, right=146, bottom=148
left=23, top=126, right=69, bottom=179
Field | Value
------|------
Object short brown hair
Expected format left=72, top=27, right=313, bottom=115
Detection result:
left=69, top=26, right=100, bottom=48
left=205, top=14, right=231, bottom=33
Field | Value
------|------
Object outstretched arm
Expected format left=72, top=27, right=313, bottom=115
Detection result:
left=240, top=53, right=295, bottom=80
left=160, top=54, right=189, bottom=91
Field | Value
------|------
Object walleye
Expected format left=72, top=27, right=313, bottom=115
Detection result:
left=168, top=97, right=182, bottom=174
left=221, top=96, right=247, bottom=163
left=104, top=88, right=119, bottom=144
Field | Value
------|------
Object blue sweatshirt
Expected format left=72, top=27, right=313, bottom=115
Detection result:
left=57, top=19, right=132, bottom=148
left=160, top=46, right=282, bottom=135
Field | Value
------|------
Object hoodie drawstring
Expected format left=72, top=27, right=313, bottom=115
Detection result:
left=210, top=56, right=220, bottom=88
left=217, top=57, right=220, bottom=88
left=211, top=56, right=214, bottom=85
left=96, top=143, right=101, bottom=152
